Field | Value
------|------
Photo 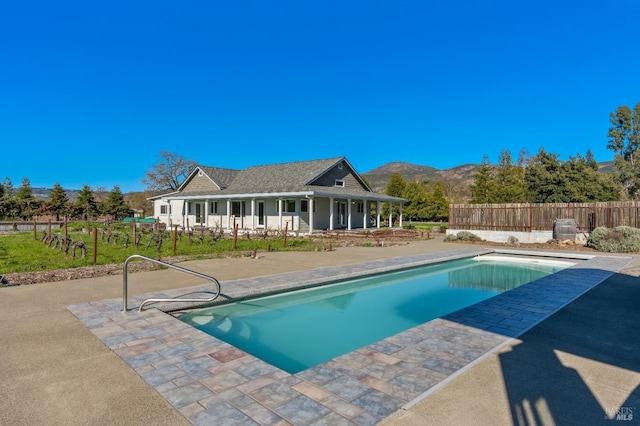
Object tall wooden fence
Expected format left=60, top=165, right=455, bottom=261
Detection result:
left=449, top=202, right=640, bottom=232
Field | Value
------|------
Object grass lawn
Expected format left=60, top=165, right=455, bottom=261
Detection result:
left=0, top=223, right=322, bottom=274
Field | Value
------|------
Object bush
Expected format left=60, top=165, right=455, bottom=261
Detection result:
left=444, top=231, right=482, bottom=242
left=586, top=226, right=640, bottom=253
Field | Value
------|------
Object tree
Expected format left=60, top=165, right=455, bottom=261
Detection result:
left=525, top=149, right=567, bottom=203
left=401, top=180, right=428, bottom=221
left=15, top=178, right=41, bottom=220
left=74, top=185, right=98, bottom=220
left=385, top=172, right=407, bottom=222
left=562, top=151, right=620, bottom=202
left=424, top=182, right=449, bottom=221
left=125, top=191, right=154, bottom=218
left=470, top=155, right=496, bottom=203
left=0, top=177, right=16, bottom=220
left=525, top=148, right=621, bottom=203
left=101, top=186, right=132, bottom=220
left=143, top=151, right=197, bottom=192
left=46, top=183, right=69, bottom=221
left=493, top=150, right=526, bottom=203
left=607, top=102, right=640, bottom=198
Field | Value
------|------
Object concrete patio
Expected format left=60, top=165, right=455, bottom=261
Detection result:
left=1, top=237, right=639, bottom=425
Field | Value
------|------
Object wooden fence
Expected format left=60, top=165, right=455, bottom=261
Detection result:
left=449, top=202, right=640, bottom=232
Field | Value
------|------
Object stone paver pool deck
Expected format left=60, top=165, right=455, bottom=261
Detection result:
left=67, top=248, right=633, bottom=425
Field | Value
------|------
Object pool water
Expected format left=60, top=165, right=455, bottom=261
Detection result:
left=178, top=256, right=571, bottom=374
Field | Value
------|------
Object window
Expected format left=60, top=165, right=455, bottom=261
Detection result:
left=187, top=202, right=193, bottom=214
left=277, top=199, right=296, bottom=213
left=335, top=179, right=345, bottom=187
left=232, top=201, right=245, bottom=216
left=356, top=202, right=364, bottom=214
left=209, top=201, right=218, bottom=214
left=337, top=162, right=343, bottom=170
left=300, top=200, right=316, bottom=213
left=160, top=205, right=169, bottom=215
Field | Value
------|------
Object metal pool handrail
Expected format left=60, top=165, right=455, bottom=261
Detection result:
left=122, top=254, right=222, bottom=312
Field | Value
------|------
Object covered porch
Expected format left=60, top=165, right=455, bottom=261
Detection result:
left=162, top=193, right=406, bottom=234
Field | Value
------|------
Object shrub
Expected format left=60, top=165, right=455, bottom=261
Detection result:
left=587, top=226, right=640, bottom=253
left=444, top=231, right=482, bottom=242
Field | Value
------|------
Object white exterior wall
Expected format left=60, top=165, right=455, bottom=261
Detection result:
left=154, top=196, right=396, bottom=233
left=446, top=229, right=554, bottom=244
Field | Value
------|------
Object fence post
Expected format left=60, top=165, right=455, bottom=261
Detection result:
left=93, top=228, right=98, bottom=264
left=33, top=220, right=37, bottom=240
left=283, top=222, right=288, bottom=247
left=132, top=218, right=137, bottom=247
left=233, top=223, right=238, bottom=250
left=173, top=225, right=178, bottom=255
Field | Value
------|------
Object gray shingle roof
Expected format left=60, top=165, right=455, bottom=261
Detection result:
left=222, top=157, right=344, bottom=193
left=197, top=166, right=239, bottom=189
left=169, top=157, right=405, bottom=202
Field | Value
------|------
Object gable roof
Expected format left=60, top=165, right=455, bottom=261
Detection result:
left=158, top=157, right=405, bottom=202
left=177, top=166, right=240, bottom=191
left=223, top=157, right=347, bottom=193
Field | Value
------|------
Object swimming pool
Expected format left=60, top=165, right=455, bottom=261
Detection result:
left=178, top=255, right=572, bottom=373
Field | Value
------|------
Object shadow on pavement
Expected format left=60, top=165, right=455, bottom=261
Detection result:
left=498, top=272, right=640, bottom=425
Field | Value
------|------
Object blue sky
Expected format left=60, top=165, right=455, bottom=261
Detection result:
left=1, top=1, right=639, bottom=193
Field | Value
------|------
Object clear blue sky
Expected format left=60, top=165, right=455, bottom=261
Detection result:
left=1, top=1, right=639, bottom=193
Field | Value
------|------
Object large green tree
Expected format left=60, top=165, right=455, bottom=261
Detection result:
left=424, top=182, right=449, bottom=221
left=74, top=185, right=98, bottom=220
left=15, top=178, right=41, bottom=220
left=607, top=102, right=640, bottom=199
left=493, top=150, right=526, bottom=203
left=401, top=180, right=428, bottom=221
left=101, top=186, right=132, bottom=220
left=46, top=183, right=69, bottom=220
left=384, top=172, right=407, bottom=222
left=470, top=155, right=496, bottom=203
left=525, top=148, right=621, bottom=203
left=0, top=177, right=17, bottom=219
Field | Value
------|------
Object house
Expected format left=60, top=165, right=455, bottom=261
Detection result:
left=150, top=157, right=406, bottom=234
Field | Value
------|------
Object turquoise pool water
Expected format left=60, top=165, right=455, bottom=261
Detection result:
left=178, top=256, right=571, bottom=374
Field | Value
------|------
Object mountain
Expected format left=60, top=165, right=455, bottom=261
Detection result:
left=363, top=162, right=478, bottom=200
left=31, top=188, right=81, bottom=201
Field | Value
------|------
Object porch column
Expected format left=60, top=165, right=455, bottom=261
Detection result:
left=399, top=203, right=403, bottom=228
left=204, top=201, right=208, bottom=227
left=250, top=199, right=256, bottom=230
left=278, top=198, right=283, bottom=230
left=363, top=200, right=368, bottom=230
left=389, top=202, right=393, bottom=228
left=226, top=199, right=231, bottom=230
left=376, top=201, right=381, bottom=229
left=347, top=198, right=352, bottom=231
left=329, top=197, right=334, bottom=230
left=309, top=198, right=314, bottom=234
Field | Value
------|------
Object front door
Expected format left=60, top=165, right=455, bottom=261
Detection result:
left=338, top=202, right=347, bottom=228
left=257, top=201, right=265, bottom=227
left=195, top=202, right=205, bottom=225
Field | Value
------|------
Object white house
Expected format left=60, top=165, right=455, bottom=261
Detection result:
left=150, top=157, right=406, bottom=234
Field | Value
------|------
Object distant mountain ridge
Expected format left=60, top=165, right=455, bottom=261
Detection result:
left=363, top=162, right=479, bottom=197
left=27, top=160, right=617, bottom=202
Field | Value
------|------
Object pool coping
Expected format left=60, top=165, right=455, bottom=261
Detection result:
left=67, top=248, right=632, bottom=425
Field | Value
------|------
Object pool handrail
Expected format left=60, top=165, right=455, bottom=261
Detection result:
left=122, top=254, right=221, bottom=312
